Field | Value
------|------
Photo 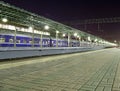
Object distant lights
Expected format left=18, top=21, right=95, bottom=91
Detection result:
left=95, top=39, right=98, bottom=42
left=0, top=23, right=50, bottom=36
left=77, top=35, right=80, bottom=38
left=74, top=33, right=77, bottom=37
left=29, top=26, right=33, bottom=30
left=88, top=36, right=91, bottom=41
left=44, top=25, right=49, bottom=30
left=2, top=18, right=8, bottom=23
left=114, top=40, right=117, bottom=43
left=62, top=33, right=66, bottom=37
left=56, top=30, right=59, bottom=33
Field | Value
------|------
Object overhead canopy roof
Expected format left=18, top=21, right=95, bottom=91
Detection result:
left=0, top=1, right=108, bottom=42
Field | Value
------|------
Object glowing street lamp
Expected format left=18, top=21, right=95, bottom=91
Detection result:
left=74, top=33, right=77, bottom=37
left=95, top=38, right=98, bottom=42
left=29, top=26, right=33, bottom=31
left=62, top=33, right=66, bottom=37
left=56, top=30, right=59, bottom=34
left=44, top=25, right=49, bottom=30
left=2, top=18, right=8, bottom=23
left=114, top=40, right=117, bottom=43
left=88, top=36, right=91, bottom=41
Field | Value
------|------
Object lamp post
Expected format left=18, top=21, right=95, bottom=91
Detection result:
left=74, top=33, right=78, bottom=47
left=62, top=33, right=66, bottom=47
left=67, top=33, right=70, bottom=47
left=87, top=36, right=91, bottom=47
left=42, top=25, right=50, bottom=48
left=14, top=28, right=17, bottom=48
left=40, top=32, right=43, bottom=48
left=29, top=26, right=34, bottom=47
left=77, top=36, right=81, bottom=47
left=56, top=30, right=59, bottom=47
left=94, top=38, right=98, bottom=46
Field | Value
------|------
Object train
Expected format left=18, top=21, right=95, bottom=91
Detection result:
left=0, top=34, right=87, bottom=47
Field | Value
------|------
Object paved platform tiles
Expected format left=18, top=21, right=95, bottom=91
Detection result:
left=0, top=48, right=120, bottom=91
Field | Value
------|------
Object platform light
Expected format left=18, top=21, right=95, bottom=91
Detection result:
left=28, top=26, right=33, bottom=33
left=21, top=28, right=25, bottom=32
left=79, top=36, right=81, bottom=40
left=114, top=40, right=117, bottom=43
left=44, top=25, right=49, bottom=30
left=95, top=38, right=98, bottom=42
left=8, top=25, right=16, bottom=30
left=74, top=33, right=77, bottom=37
left=88, top=36, right=91, bottom=41
left=2, top=18, right=8, bottom=23
left=62, top=33, right=66, bottom=37
left=29, top=26, right=33, bottom=30
left=46, top=32, right=50, bottom=35
left=77, top=35, right=80, bottom=38
left=56, top=30, right=59, bottom=33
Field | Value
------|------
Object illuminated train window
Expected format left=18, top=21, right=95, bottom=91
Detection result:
left=16, top=40, right=20, bottom=43
left=46, top=40, right=48, bottom=44
left=42, top=41, right=45, bottom=45
left=0, top=38, right=5, bottom=43
left=29, top=41, right=32, bottom=44
left=9, top=39, right=13, bottom=43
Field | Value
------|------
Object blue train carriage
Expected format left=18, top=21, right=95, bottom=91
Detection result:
left=0, top=34, right=14, bottom=47
left=0, top=34, right=70, bottom=47
left=0, top=34, right=30, bottom=47
left=79, top=41, right=88, bottom=47
left=0, top=34, right=49, bottom=47
left=49, top=38, right=68, bottom=47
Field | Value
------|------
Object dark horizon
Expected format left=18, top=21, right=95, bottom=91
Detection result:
left=2, top=0, right=120, bottom=21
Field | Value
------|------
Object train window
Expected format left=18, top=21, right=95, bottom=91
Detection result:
left=0, top=38, right=5, bottom=43
left=16, top=40, right=20, bottom=43
left=9, top=39, right=13, bottom=43
left=45, top=40, right=48, bottom=44
left=34, top=40, right=39, bottom=44
left=23, top=40, right=27, bottom=43
left=42, top=41, right=45, bottom=45
left=29, top=41, right=32, bottom=44
left=52, top=41, right=54, bottom=44
left=43, top=41, right=47, bottom=45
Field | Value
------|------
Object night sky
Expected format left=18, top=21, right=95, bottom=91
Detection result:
left=1, top=0, right=120, bottom=43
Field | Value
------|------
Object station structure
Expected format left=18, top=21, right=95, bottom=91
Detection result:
left=0, top=1, right=116, bottom=48
left=0, top=1, right=118, bottom=60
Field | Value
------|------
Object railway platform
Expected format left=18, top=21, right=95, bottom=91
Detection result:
left=0, top=48, right=120, bottom=91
